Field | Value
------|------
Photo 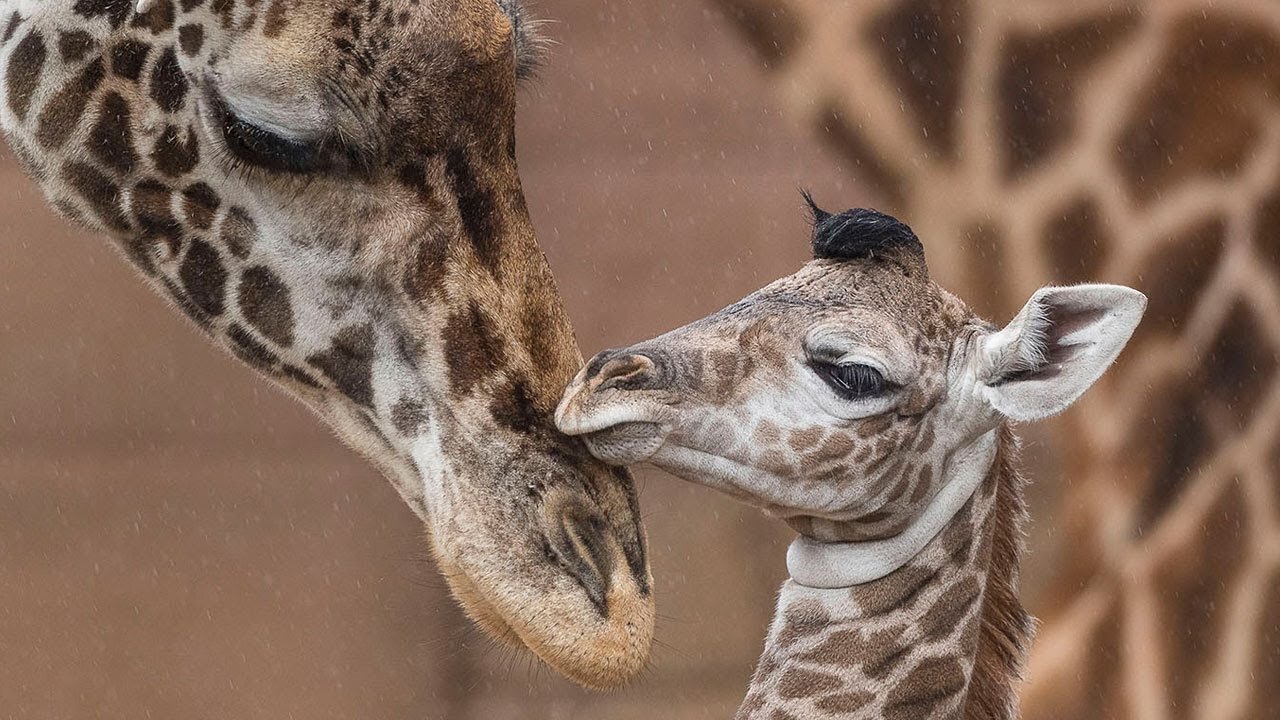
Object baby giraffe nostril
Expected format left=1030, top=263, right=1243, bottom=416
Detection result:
left=551, top=504, right=616, bottom=616
left=592, top=353, right=658, bottom=392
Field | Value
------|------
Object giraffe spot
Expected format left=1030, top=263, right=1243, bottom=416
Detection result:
left=72, top=0, right=132, bottom=30
left=883, top=656, right=967, bottom=720
left=6, top=31, right=46, bottom=122
left=1042, top=196, right=1111, bottom=287
left=999, top=10, right=1139, bottom=178
left=177, top=24, right=204, bottom=56
left=110, top=40, right=152, bottom=81
left=442, top=301, right=507, bottom=396
left=445, top=147, right=505, bottom=276
left=162, top=276, right=208, bottom=327
left=227, top=323, right=276, bottom=370
left=63, top=160, right=130, bottom=232
left=57, top=30, right=95, bottom=62
left=132, top=0, right=174, bottom=33
left=915, top=423, right=935, bottom=453
left=857, top=564, right=938, bottom=616
left=390, top=398, right=428, bottom=436
left=131, top=178, right=182, bottom=251
left=960, top=220, right=1011, bottom=318
left=2, top=12, right=22, bottom=44
left=149, top=46, right=188, bottom=113
left=151, top=124, right=200, bottom=176
left=788, top=428, right=823, bottom=452
left=775, top=599, right=831, bottom=648
left=89, top=92, right=138, bottom=174
left=919, top=575, right=981, bottom=642
left=1130, top=215, right=1225, bottom=348
left=814, top=691, right=875, bottom=713
left=36, top=57, right=105, bottom=149
left=238, top=266, right=295, bottom=347
left=405, top=235, right=447, bottom=299
left=776, top=667, right=843, bottom=699
left=868, top=0, right=969, bottom=162
left=489, top=378, right=548, bottom=435
left=263, top=0, right=289, bottom=37
left=179, top=239, right=226, bottom=317
left=798, top=626, right=897, bottom=666
left=307, top=324, right=376, bottom=408
left=1117, top=16, right=1280, bottom=206
left=220, top=207, right=258, bottom=259
left=180, top=182, right=219, bottom=229
left=862, top=634, right=913, bottom=679
left=179, top=0, right=206, bottom=12
left=754, top=420, right=781, bottom=445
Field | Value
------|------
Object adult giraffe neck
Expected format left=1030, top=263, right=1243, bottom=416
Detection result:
left=737, top=426, right=1031, bottom=720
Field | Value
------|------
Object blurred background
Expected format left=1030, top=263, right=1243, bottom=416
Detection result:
left=1, top=0, right=1277, bottom=718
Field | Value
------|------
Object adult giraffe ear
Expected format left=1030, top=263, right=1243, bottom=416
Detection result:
left=976, top=284, right=1146, bottom=422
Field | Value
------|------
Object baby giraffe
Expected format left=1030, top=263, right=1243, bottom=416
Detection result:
left=557, top=199, right=1145, bottom=719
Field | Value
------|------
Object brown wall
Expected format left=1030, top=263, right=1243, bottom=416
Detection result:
left=0, top=2, right=860, bottom=718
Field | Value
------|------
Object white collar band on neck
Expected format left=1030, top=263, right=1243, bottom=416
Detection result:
left=786, top=430, right=998, bottom=589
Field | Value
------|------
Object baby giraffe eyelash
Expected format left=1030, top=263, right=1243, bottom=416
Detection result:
left=812, top=361, right=891, bottom=400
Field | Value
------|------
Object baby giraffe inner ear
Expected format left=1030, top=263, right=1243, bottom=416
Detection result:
left=977, top=284, right=1147, bottom=422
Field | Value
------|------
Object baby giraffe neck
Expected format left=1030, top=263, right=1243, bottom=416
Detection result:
left=737, top=425, right=1030, bottom=720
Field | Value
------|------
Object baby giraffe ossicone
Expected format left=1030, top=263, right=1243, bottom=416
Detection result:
left=557, top=200, right=1145, bottom=719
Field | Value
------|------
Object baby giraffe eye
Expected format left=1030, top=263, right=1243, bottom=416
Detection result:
left=221, top=111, right=324, bottom=174
left=812, top=362, right=889, bottom=400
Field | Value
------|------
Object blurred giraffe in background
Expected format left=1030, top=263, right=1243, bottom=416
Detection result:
left=711, top=0, right=1280, bottom=717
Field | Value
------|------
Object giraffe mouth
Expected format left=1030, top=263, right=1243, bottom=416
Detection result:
left=575, top=421, right=668, bottom=466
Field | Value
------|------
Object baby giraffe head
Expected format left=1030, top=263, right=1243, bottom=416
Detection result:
left=559, top=198, right=1145, bottom=559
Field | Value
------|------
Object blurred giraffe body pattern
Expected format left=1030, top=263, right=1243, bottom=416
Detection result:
left=559, top=202, right=1146, bottom=718
left=0, top=0, right=655, bottom=687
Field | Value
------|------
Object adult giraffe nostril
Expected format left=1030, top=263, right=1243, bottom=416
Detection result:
left=548, top=503, right=616, bottom=616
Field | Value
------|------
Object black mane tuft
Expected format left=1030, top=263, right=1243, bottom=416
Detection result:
left=802, top=193, right=923, bottom=262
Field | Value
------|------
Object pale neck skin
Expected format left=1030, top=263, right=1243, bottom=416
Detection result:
left=738, top=427, right=1018, bottom=720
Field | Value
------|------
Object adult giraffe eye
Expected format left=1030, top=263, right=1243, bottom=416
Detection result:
left=813, top=362, right=889, bottom=400
left=221, top=111, right=324, bottom=174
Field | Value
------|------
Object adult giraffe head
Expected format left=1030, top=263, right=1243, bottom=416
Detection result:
left=559, top=199, right=1145, bottom=714
left=0, top=0, right=653, bottom=687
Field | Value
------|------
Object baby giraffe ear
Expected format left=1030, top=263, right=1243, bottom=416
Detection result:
left=976, top=284, right=1146, bottom=422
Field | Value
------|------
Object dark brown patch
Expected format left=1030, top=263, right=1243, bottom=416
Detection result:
left=776, top=667, right=843, bottom=699
left=1, top=12, right=22, bottom=44
left=36, top=57, right=105, bottom=149
left=220, top=207, right=257, bottom=259
left=72, top=0, right=132, bottom=30
left=132, top=0, right=175, bottom=33
left=110, top=40, right=151, bottom=81
left=1116, top=16, right=1280, bottom=205
left=63, top=161, right=130, bottom=232
left=814, top=691, right=875, bottom=713
left=812, top=98, right=905, bottom=209
left=445, top=147, right=505, bottom=275
left=884, top=656, right=967, bottom=720
left=263, top=0, right=289, bottom=37
left=180, top=182, right=219, bottom=229
left=713, top=0, right=804, bottom=69
left=857, top=564, right=938, bottom=616
left=238, top=266, right=295, bottom=347
left=868, top=0, right=969, bottom=161
left=151, top=123, right=200, bottom=176
left=58, top=30, right=95, bottom=62
left=774, top=599, right=831, bottom=648
left=6, top=31, right=46, bottom=122
left=489, top=378, right=547, bottom=435
left=178, top=24, right=204, bottom=56
left=1131, top=215, right=1225, bottom=347
left=1043, top=196, right=1110, bottom=286
left=131, top=178, right=182, bottom=250
left=920, top=575, right=981, bottom=642
left=149, top=46, right=188, bottom=113
left=390, top=398, right=428, bottom=436
left=443, top=301, right=507, bottom=396
left=999, top=11, right=1139, bottom=177
left=179, top=239, right=226, bottom=317
left=307, top=324, right=376, bottom=407
left=89, top=92, right=138, bottom=174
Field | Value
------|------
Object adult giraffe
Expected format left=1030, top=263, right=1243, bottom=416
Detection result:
left=0, top=0, right=653, bottom=688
